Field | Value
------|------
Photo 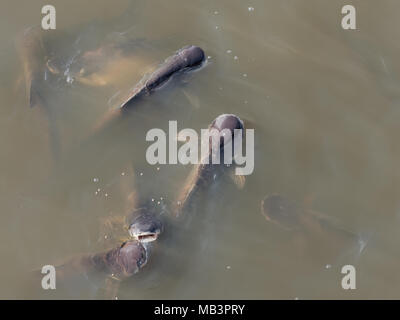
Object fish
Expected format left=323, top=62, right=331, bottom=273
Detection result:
left=92, top=45, right=205, bottom=132
left=173, top=114, right=245, bottom=219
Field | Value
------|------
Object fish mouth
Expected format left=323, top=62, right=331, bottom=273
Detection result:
left=133, top=231, right=160, bottom=243
left=128, top=213, right=163, bottom=243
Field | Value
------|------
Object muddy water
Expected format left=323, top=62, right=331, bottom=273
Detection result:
left=1, top=0, right=400, bottom=299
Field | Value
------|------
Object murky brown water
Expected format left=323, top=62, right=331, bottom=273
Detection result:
left=1, top=0, right=400, bottom=299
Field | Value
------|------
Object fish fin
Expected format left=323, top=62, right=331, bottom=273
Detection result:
left=98, top=215, right=126, bottom=244
left=29, top=81, right=38, bottom=108
left=118, top=165, right=139, bottom=214
left=119, top=165, right=135, bottom=192
left=182, top=88, right=200, bottom=110
left=119, top=82, right=147, bottom=109
left=103, top=276, right=121, bottom=300
left=126, top=191, right=139, bottom=212
left=29, top=88, right=62, bottom=161
left=14, top=74, right=24, bottom=96
left=301, top=193, right=344, bottom=230
left=28, top=73, right=46, bottom=108
left=308, top=209, right=358, bottom=240
left=229, top=170, right=246, bottom=189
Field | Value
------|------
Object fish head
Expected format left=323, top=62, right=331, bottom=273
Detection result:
left=117, top=240, right=148, bottom=277
left=261, top=194, right=302, bottom=231
left=177, top=45, right=206, bottom=68
left=128, top=210, right=163, bottom=243
left=208, top=114, right=245, bottom=159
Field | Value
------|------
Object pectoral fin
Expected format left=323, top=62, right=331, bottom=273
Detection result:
left=113, top=165, right=139, bottom=215
left=229, top=170, right=246, bottom=189
left=182, top=88, right=200, bottom=110
left=29, top=79, right=41, bottom=108
left=102, top=276, right=121, bottom=300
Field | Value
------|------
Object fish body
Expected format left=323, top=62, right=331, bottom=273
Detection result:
left=17, top=26, right=49, bottom=108
left=92, top=45, right=205, bottom=132
left=173, top=114, right=244, bottom=218
left=120, top=45, right=205, bottom=109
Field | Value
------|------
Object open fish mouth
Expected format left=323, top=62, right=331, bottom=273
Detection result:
left=128, top=212, right=163, bottom=243
left=134, top=231, right=160, bottom=243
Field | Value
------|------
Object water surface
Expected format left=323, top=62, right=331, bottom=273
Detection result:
left=1, top=0, right=400, bottom=299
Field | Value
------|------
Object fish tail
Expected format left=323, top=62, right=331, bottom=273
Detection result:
left=29, top=79, right=42, bottom=108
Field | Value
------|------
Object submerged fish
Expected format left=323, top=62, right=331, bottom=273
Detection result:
left=17, top=25, right=206, bottom=165
left=262, top=194, right=356, bottom=236
left=120, top=45, right=205, bottom=108
left=47, top=35, right=155, bottom=88
left=93, top=45, right=205, bottom=131
left=16, top=26, right=64, bottom=160
left=261, top=193, right=369, bottom=264
left=173, top=114, right=245, bottom=219
left=16, top=26, right=50, bottom=108
left=33, top=208, right=163, bottom=299
left=54, top=240, right=147, bottom=282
